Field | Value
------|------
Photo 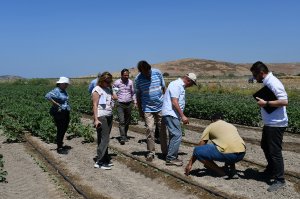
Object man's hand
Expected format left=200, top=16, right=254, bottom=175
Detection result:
left=185, top=163, right=192, bottom=176
left=182, top=115, right=189, bottom=124
left=255, top=97, right=267, bottom=107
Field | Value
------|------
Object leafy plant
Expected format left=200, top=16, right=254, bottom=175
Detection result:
left=0, top=154, right=7, bottom=183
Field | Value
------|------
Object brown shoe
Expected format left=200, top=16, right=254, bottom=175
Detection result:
left=166, top=159, right=183, bottom=166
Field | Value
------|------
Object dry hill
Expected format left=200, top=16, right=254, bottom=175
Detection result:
left=125, top=58, right=300, bottom=78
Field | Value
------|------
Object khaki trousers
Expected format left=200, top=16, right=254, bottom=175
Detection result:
left=144, top=111, right=167, bottom=155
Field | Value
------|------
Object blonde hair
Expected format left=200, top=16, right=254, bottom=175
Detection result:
left=97, top=71, right=112, bottom=87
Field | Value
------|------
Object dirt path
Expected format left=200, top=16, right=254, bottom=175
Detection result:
left=0, top=134, right=69, bottom=199
left=1, top=116, right=299, bottom=199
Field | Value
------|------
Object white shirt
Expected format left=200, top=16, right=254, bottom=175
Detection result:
left=262, top=72, right=288, bottom=127
left=92, top=86, right=113, bottom=117
left=162, top=78, right=185, bottom=119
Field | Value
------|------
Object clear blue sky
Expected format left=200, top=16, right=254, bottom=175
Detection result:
left=0, top=0, right=299, bottom=78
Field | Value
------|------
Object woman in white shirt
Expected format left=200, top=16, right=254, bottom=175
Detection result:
left=92, top=72, right=117, bottom=170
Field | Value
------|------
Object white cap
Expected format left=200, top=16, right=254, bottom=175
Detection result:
left=186, top=73, right=197, bottom=85
left=56, top=77, right=70, bottom=84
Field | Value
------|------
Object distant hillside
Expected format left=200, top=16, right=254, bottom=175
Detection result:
left=126, top=58, right=300, bottom=77
left=0, top=75, right=23, bottom=80
left=90, top=58, right=300, bottom=78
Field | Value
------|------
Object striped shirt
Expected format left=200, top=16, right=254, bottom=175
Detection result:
left=135, top=68, right=166, bottom=112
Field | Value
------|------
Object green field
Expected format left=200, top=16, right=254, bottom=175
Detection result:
left=0, top=78, right=299, bottom=144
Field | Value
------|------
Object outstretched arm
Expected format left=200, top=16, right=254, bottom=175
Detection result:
left=185, top=140, right=207, bottom=175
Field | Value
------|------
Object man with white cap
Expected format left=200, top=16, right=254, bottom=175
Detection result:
left=162, top=73, right=197, bottom=166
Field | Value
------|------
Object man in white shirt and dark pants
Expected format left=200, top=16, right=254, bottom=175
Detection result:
left=250, top=61, right=288, bottom=192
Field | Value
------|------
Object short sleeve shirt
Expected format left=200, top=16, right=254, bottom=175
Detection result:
left=162, top=78, right=185, bottom=118
left=92, top=86, right=113, bottom=117
left=135, top=68, right=166, bottom=112
left=200, top=120, right=245, bottom=153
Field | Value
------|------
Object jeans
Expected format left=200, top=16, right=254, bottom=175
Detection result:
left=261, top=126, right=285, bottom=182
left=96, top=115, right=113, bottom=164
left=193, top=144, right=245, bottom=164
left=163, top=115, right=182, bottom=161
left=144, top=111, right=167, bottom=155
left=117, top=101, right=132, bottom=139
left=53, top=110, right=70, bottom=148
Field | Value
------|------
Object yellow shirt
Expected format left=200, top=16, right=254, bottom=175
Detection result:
left=200, top=120, right=245, bottom=153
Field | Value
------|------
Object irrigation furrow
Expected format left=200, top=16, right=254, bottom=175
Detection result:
left=23, top=134, right=229, bottom=199
left=124, top=122, right=300, bottom=182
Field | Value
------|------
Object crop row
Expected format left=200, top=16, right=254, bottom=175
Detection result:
left=0, top=83, right=299, bottom=146
left=185, top=93, right=300, bottom=133
left=0, top=154, right=7, bottom=183
left=0, top=84, right=94, bottom=143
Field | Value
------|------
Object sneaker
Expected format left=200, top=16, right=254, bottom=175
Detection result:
left=106, top=161, right=114, bottom=167
left=166, top=159, right=183, bottom=166
left=267, top=180, right=285, bottom=192
left=146, top=153, right=155, bottom=162
left=94, top=162, right=100, bottom=168
left=94, top=162, right=112, bottom=170
left=100, top=164, right=112, bottom=170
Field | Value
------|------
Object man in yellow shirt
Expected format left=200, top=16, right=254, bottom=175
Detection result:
left=185, top=113, right=246, bottom=178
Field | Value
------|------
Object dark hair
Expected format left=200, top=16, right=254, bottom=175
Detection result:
left=121, top=68, right=129, bottom=76
left=250, top=61, right=269, bottom=74
left=137, top=60, right=151, bottom=72
left=211, top=113, right=224, bottom=121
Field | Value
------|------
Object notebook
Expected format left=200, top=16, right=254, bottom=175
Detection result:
left=253, top=86, right=278, bottom=114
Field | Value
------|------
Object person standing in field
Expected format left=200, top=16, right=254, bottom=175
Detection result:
left=88, top=72, right=102, bottom=94
left=113, top=68, right=137, bottom=145
left=185, top=113, right=246, bottom=178
left=135, top=60, right=168, bottom=161
left=92, top=72, right=118, bottom=170
left=250, top=61, right=288, bottom=192
left=45, top=77, right=71, bottom=154
left=162, top=73, right=197, bottom=166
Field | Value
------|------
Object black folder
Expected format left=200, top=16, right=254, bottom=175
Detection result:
left=253, top=86, right=278, bottom=114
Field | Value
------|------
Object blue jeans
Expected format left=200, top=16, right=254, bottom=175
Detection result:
left=193, top=144, right=245, bottom=164
left=163, top=115, right=182, bottom=161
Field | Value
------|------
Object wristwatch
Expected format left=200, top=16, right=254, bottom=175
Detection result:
left=266, top=101, right=270, bottom=107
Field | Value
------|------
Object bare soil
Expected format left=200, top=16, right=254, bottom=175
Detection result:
left=0, top=133, right=72, bottom=199
left=1, top=116, right=299, bottom=199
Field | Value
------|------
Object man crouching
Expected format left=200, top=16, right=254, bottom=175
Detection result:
left=185, top=113, right=246, bottom=178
